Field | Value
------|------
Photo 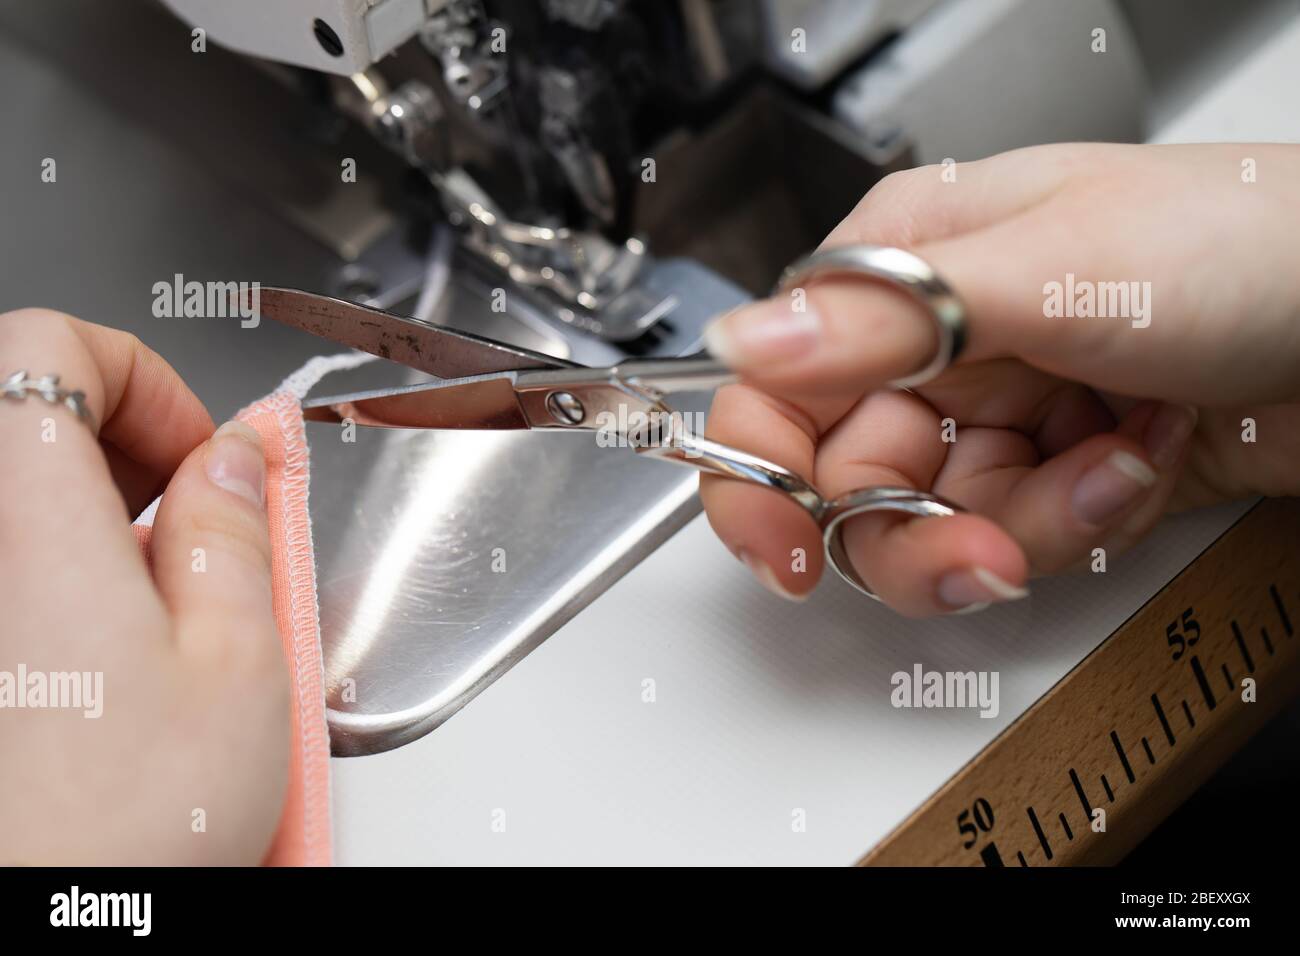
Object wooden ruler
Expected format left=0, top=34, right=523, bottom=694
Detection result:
left=861, top=497, right=1300, bottom=866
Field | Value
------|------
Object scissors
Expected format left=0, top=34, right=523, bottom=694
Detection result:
left=258, top=245, right=969, bottom=599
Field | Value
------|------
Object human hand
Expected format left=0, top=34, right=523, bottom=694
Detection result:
left=0, top=309, right=288, bottom=863
left=701, top=142, right=1300, bottom=615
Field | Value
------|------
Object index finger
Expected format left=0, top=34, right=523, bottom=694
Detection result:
left=0, top=310, right=172, bottom=655
left=65, top=314, right=215, bottom=514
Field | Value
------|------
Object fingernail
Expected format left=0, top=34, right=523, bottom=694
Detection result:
left=1071, top=450, right=1156, bottom=526
left=738, top=549, right=809, bottom=602
left=937, top=566, right=1029, bottom=612
left=1143, top=403, right=1198, bottom=470
left=703, top=297, right=820, bottom=368
left=205, top=420, right=265, bottom=507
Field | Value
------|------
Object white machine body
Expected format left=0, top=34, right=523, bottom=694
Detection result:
left=158, top=0, right=445, bottom=74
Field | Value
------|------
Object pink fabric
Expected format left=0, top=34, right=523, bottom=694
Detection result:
left=132, top=388, right=332, bottom=866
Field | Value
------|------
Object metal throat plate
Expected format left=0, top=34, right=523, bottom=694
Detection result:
left=311, top=259, right=745, bottom=755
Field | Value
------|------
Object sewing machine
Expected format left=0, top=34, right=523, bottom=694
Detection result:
left=153, top=0, right=1144, bottom=338
left=3, top=0, right=1294, bottom=865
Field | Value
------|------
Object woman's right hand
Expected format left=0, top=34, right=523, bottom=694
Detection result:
left=700, top=142, right=1300, bottom=615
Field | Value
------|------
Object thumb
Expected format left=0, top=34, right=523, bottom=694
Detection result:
left=148, top=421, right=283, bottom=675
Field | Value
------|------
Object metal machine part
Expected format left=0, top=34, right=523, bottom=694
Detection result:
left=328, top=64, right=654, bottom=329
left=334, top=69, right=449, bottom=168
left=536, top=65, right=618, bottom=226
left=404, top=0, right=754, bottom=331
left=159, top=0, right=766, bottom=337
left=833, top=0, right=1147, bottom=164
left=434, top=168, right=652, bottom=335
left=418, top=0, right=509, bottom=114
left=158, top=0, right=447, bottom=75
left=308, top=257, right=745, bottom=754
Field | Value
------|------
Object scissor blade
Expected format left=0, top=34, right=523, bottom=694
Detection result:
left=256, top=288, right=572, bottom=378
left=301, top=373, right=532, bottom=430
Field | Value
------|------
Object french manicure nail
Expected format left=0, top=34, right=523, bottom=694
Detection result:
left=1071, top=450, right=1156, bottom=526
left=1143, top=403, right=1198, bottom=470
left=703, top=297, right=820, bottom=369
left=738, top=549, right=809, bottom=602
left=937, top=566, right=1029, bottom=612
left=205, top=420, right=265, bottom=507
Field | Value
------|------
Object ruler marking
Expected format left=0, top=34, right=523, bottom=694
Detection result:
left=1026, top=807, right=1053, bottom=860
left=979, top=842, right=1005, bottom=867
left=1151, top=693, right=1176, bottom=746
left=858, top=501, right=1300, bottom=868
left=1231, top=621, right=1256, bottom=672
left=1069, top=768, right=1093, bottom=818
left=1272, top=583, right=1293, bottom=636
left=1189, top=656, right=1217, bottom=710
left=1110, top=730, right=1136, bottom=783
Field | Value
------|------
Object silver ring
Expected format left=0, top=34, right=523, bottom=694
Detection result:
left=777, top=245, right=967, bottom=389
left=820, top=487, right=960, bottom=600
left=1, top=370, right=97, bottom=432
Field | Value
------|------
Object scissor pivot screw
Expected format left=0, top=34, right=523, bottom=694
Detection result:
left=546, top=390, right=586, bottom=426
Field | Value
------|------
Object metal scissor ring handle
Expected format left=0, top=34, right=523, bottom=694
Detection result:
left=777, top=245, right=968, bottom=390
left=820, top=487, right=961, bottom=600
left=642, top=396, right=967, bottom=601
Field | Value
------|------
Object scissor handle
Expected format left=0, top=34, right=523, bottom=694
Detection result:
left=627, top=241, right=970, bottom=598
left=640, top=430, right=825, bottom=517
left=639, top=428, right=962, bottom=600
left=819, top=487, right=960, bottom=598
left=777, top=245, right=967, bottom=391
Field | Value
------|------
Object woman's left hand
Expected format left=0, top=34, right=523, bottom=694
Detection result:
left=0, top=308, right=288, bottom=864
